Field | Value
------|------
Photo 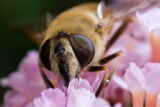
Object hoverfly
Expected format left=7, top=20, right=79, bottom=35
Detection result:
left=13, top=0, right=158, bottom=97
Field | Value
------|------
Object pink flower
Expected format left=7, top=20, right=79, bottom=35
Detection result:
left=136, top=7, right=160, bottom=63
left=1, top=51, right=46, bottom=107
left=26, top=78, right=112, bottom=107
left=124, top=62, right=160, bottom=107
left=136, top=7, right=160, bottom=32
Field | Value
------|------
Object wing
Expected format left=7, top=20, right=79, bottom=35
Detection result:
left=97, top=0, right=160, bottom=28
left=9, top=12, right=54, bottom=46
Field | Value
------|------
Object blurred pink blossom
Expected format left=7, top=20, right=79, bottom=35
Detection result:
left=1, top=51, right=46, bottom=107
left=136, top=7, right=160, bottom=32
left=136, top=7, right=160, bottom=63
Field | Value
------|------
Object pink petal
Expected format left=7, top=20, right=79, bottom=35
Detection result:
left=142, top=63, right=160, bottom=75
left=1, top=71, right=34, bottom=99
left=43, top=68, right=58, bottom=87
left=67, top=88, right=96, bottom=107
left=67, top=78, right=110, bottom=107
left=19, top=51, right=43, bottom=83
left=112, top=75, right=128, bottom=90
left=92, top=98, right=111, bottom=107
left=4, top=90, right=29, bottom=107
left=124, top=63, right=145, bottom=91
left=1, top=71, right=25, bottom=88
left=67, top=87, right=110, bottom=107
left=136, top=8, right=160, bottom=32
left=68, top=78, right=91, bottom=94
left=67, top=78, right=91, bottom=107
left=145, top=71, right=160, bottom=93
left=124, top=63, right=146, bottom=107
left=33, top=88, right=66, bottom=107
left=80, top=71, right=105, bottom=93
left=57, top=77, right=67, bottom=94
left=113, top=103, right=122, bottom=107
left=156, top=94, right=160, bottom=107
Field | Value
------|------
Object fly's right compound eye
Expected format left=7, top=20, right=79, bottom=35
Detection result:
left=69, top=34, right=95, bottom=68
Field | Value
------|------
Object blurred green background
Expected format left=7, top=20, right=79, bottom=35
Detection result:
left=0, top=0, right=99, bottom=103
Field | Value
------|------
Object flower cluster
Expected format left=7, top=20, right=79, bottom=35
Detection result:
left=26, top=79, right=112, bottom=107
left=125, top=63, right=160, bottom=107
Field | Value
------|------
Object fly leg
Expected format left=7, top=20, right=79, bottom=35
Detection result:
left=99, top=50, right=122, bottom=85
left=39, top=60, right=54, bottom=88
left=99, top=50, right=122, bottom=64
left=97, top=51, right=122, bottom=97
left=87, top=66, right=108, bottom=97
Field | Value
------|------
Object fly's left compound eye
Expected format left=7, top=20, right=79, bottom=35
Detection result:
left=69, top=34, right=95, bottom=68
left=39, top=38, right=51, bottom=70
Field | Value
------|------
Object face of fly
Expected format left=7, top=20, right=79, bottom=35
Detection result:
left=39, top=32, right=95, bottom=86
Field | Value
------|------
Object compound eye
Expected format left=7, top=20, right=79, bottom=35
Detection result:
left=69, top=34, right=95, bottom=68
left=39, top=39, right=51, bottom=70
